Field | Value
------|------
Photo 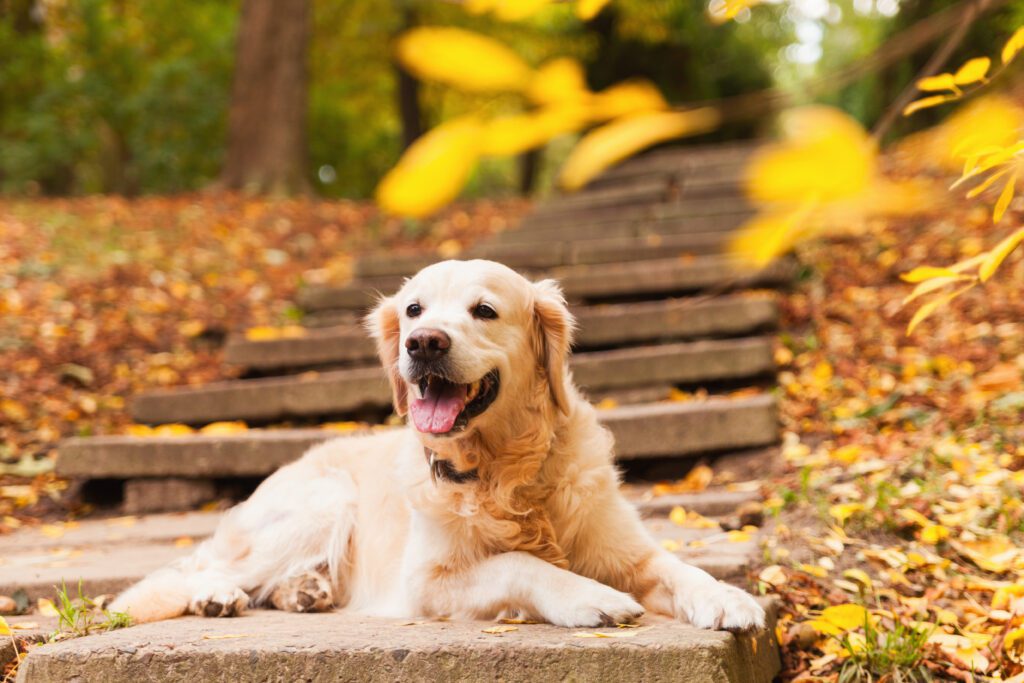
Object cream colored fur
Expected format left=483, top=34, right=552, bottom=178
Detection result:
left=111, top=260, right=766, bottom=630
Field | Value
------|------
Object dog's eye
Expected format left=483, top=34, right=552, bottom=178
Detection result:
left=406, top=303, right=422, bottom=318
left=473, top=303, right=498, bottom=320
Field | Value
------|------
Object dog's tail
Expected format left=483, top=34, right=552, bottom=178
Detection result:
left=108, top=565, right=195, bottom=624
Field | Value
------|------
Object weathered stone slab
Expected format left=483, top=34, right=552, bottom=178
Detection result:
left=227, top=295, right=777, bottom=371
left=16, top=604, right=780, bottom=683
left=59, top=394, right=778, bottom=479
left=514, top=196, right=753, bottom=233
left=490, top=211, right=753, bottom=245
left=530, top=178, right=671, bottom=216
left=351, top=231, right=733, bottom=280
left=298, top=255, right=787, bottom=313
left=134, top=338, right=774, bottom=425
left=123, top=478, right=216, bottom=514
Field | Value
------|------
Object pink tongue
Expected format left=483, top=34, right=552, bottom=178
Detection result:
left=410, top=382, right=469, bottom=434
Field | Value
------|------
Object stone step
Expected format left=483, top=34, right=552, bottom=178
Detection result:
left=0, top=491, right=765, bottom=603
left=134, top=337, right=775, bottom=425
left=490, top=211, right=753, bottom=245
left=514, top=197, right=754, bottom=233
left=353, top=230, right=734, bottom=280
left=533, top=177, right=673, bottom=213
left=58, top=394, right=779, bottom=479
left=226, top=295, right=778, bottom=371
left=16, top=605, right=779, bottom=683
left=297, top=255, right=791, bottom=313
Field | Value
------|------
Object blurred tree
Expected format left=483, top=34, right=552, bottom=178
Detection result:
left=221, top=0, right=312, bottom=194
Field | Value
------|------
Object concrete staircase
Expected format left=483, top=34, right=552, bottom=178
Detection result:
left=11, top=142, right=785, bottom=681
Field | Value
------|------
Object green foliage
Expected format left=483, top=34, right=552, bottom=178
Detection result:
left=51, top=580, right=131, bottom=640
left=0, top=0, right=236, bottom=194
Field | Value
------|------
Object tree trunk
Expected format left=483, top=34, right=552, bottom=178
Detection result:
left=394, top=5, right=422, bottom=149
left=221, top=0, right=312, bottom=194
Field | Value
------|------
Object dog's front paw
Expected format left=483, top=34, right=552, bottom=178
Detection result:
left=544, top=581, right=644, bottom=628
left=190, top=585, right=250, bottom=618
left=678, top=581, right=765, bottom=631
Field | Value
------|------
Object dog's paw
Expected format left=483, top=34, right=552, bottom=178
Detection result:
left=678, top=581, right=765, bottom=631
left=189, top=586, right=250, bottom=618
left=270, top=571, right=334, bottom=613
left=543, top=581, right=644, bottom=628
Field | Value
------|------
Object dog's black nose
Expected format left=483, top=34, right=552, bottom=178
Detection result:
left=405, top=328, right=451, bottom=362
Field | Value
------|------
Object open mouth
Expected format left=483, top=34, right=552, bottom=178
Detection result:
left=408, top=370, right=500, bottom=435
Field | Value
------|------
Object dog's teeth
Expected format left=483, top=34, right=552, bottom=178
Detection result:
left=467, top=381, right=480, bottom=400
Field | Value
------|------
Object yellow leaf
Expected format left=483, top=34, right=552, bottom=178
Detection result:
left=758, top=565, right=787, bottom=586
left=897, top=509, right=931, bottom=527
left=992, top=583, right=1024, bottom=610
left=992, top=169, right=1017, bottom=224
left=746, top=107, right=875, bottom=203
left=920, top=524, right=950, bottom=544
left=965, top=166, right=1012, bottom=198
left=1006, top=628, right=1024, bottom=663
left=660, top=538, right=681, bottom=551
left=906, top=284, right=974, bottom=334
left=152, top=423, right=195, bottom=438
left=828, top=502, right=864, bottom=525
left=526, top=58, right=590, bottom=105
left=799, top=563, right=829, bottom=578
left=322, top=421, right=364, bottom=433
left=979, top=226, right=1024, bottom=281
left=842, top=569, right=872, bottom=587
left=916, top=73, right=957, bottom=92
left=376, top=116, right=482, bottom=218
left=482, top=624, right=519, bottom=634
left=589, top=80, right=667, bottom=121
left=492, top=0, right=551, bottom=21
left=244, top=326, right=280, bottom=341
left=0, top=616, right=9, bottom=636
left=125, top=424, right=154, bottom=437
left=903, top=95, right=955, bottom=116
left=729, top=203, right=817, bottom=268
left=903, top=274, right=973, bottom=306
left=1003, top=27, right=1024, bottom=64
left=954, top=535, right=1023, bottom=573
left=199, top=421, right=248, bottom=436
left=669, top=506, right=688, bottom=526
left=575, top=0, right=611, bottom=20
left=953, top=57, right=990, bottom=86
left=900, top=266, right=960, bottom=283
left=394, top=28, right=532, bottom=92
left=574, top=627, right=648, bottom=638
left=559, top=109, right=720, bottom=190
left=727, top=530, right=752, bottom=543
left=480, top=107, right=586, bottom=156
left=37, top=598, right=59, bottom=618
left=819, top=604, right=870, bottom=631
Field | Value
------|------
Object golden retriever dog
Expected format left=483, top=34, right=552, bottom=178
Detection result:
left=111, top=260, right=765, bottom=630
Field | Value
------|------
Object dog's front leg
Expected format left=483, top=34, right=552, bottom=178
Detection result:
left=407, top=550, right=645, bottom=628
left=573, top=493, right=766, bottom=630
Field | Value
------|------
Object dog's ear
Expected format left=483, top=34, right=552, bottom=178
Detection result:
left=365, top=296, right=408, bottom=416
left=532, top=279, right=575, bottom=415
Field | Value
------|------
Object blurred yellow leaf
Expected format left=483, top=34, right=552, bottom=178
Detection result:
left=900, top=266, right=960, bottom=283
left=394, top=28, right=532, bottom=92
left=199, top=421, right=248, bottom=436
left=37, top=598, right=59, bottom=617
left=559, top=109, right=720, bottom=190
left=669, top=506, right=688, bottom=526
left=480, top=107, right=586, bottom=156
left=906, top=284, right=974, bottom=334
left=920, top=524, right=950, bottom=544
left=575, top=0, right=611, bottom=20
left=729, top=203, right=817, bottom=267
left=897, top=509, right=931, bottom=527
left=492, top=0, right=551, bottom=21
left=916, top=73, right=957, bottom=92
left=807, top=604, right=869, bottom=635
left=903, top=95, right=955, bottom=117
left=953, top=57, right=990, bottom=86
left=376, top=116, right=482, bottom=218
left=746, top=107, right=874, bottom=203
left=1003, top=27, right=1024, bottom=64
left=954, top=535, right=1023, bottom=573
left=828, top=503, right=864, bottom=525
left=589, top=80, right=667, bottom=121
left=979, top=226, right=1024, bottom=281
left=903, top=275, right=972, bottom=305
left=482, top=624, right=519, bottom=634
left=526, top=58, right=590, bottom=106
left=0, top=616, right=10, bottom=636
left=965, top=166, right=1012, bottom=198
left=152, top=423, right=195, bottom=437
left=992, top=169, right=1017, bottom=223
left=1006, top=628, right=1024, bottom=663
left=992, top=583, right=1024, bottom=610
left=708, top=0, right=762, bottom=23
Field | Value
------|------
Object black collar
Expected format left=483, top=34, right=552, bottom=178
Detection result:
left=425, top=448, right=479, bottom=485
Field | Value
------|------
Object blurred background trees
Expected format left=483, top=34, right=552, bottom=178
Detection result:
left=0, top=0, right=1019, bottom=198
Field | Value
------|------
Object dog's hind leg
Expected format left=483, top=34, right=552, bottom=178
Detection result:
left=110, top=447, right=359, bottom=623
left=268, top=568, right=334, bottom=613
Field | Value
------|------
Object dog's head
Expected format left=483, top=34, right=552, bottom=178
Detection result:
left=366, top=260, right=575, bottom=442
